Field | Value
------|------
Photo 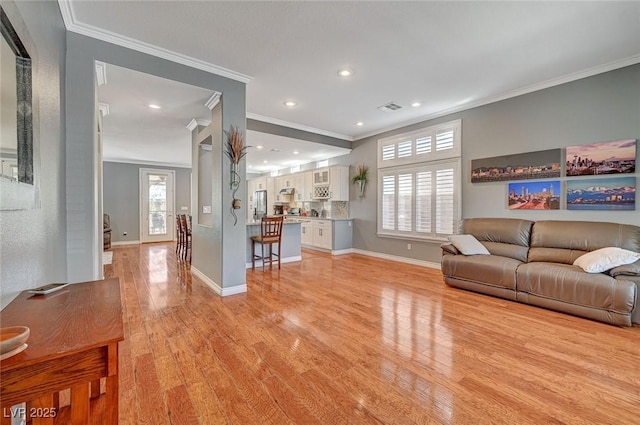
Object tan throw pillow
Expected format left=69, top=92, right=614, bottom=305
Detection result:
left=448, top=234, right=490, bottom=256
left=573, top=247, right=640, bottom=273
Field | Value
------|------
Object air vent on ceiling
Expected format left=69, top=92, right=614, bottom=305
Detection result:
left=378, top=102, right=403, bottom=112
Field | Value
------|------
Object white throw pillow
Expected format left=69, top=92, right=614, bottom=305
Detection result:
left=573, top=247, right=640, bottom=273
left=448, top=234, right=490, bottom=256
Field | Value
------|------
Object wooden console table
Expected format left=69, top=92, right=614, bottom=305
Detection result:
left=1, top=278, right=124, bottom=424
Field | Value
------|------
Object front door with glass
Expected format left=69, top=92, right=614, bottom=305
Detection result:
left=140, top=169, right=175, bottom=243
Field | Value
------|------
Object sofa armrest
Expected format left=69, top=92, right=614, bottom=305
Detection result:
left=610, top=259, right=640, bottom=277
left=441, top=243, right=460, bottom=256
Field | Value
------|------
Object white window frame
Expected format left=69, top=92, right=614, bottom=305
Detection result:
left=377, top=119, right=462, bottom=241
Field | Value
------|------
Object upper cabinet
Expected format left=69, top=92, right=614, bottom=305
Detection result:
left=248, top=165, right=349, bottom=203
left=312, top=165, right=349, bottom=201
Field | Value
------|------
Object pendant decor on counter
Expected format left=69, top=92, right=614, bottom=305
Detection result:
left=225, top=126, right=247, bottom=225
left=352, top=164, right=369, bottom=198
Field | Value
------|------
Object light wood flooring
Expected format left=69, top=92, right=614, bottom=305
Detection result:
left=105, top=242, right=640, bottom=424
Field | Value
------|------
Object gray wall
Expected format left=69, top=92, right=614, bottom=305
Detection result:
left=65, top=32, right=246, bottom=288
left=103, top=161, right=191, bottom=244
left=345, top=64, right=640, bottom=264
left=0, top=0, right=67, bottom=308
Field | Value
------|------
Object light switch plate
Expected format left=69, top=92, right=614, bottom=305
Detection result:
left=181, top=206, right=189, bottom=211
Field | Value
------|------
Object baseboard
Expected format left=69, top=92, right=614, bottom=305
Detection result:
left=191, top=266, right=247, bottom=296
left=245, top=255, right=302, bottom=269
left=350, top=248, right=441, bottom=270
left=111, top=240, right=140, bottom=246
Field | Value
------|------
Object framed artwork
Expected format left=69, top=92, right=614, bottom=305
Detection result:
left=565, top=139, right=636, bottom=176
left=566, top=177, right=636, bottom=210
left=508, top=181, right=560, bottom=210
left=471, top=149, right=561, bottom=183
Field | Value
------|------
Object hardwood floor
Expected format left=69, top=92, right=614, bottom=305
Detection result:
left=105, top=243, right=640, bottom=424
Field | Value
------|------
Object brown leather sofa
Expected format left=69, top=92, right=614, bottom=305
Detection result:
left=441, top=218, right=640, bottom=326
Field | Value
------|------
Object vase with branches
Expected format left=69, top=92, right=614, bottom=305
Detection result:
left=224, top=125, right=247, bottom=225
left=352, top=164, right=369, bottom=197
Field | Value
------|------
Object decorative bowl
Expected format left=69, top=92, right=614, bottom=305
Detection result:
left=0, top=326, right=30, bottom=354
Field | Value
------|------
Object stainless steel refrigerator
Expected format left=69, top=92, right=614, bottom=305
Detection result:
left=254, top=190, right=267, bottom=219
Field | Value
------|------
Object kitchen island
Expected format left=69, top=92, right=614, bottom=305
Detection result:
left=246, top=219, right=302, bottom=268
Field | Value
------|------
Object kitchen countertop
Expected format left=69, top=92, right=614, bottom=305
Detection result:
left=247, top=217, right=352, bottom=225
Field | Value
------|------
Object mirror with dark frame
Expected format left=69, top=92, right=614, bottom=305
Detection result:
left=1, top=5, right=33, bottom=186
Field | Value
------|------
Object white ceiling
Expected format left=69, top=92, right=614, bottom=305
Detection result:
left=74, top=1, right=640, bottom=167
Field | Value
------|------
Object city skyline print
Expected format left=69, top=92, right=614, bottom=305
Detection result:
left=508, top=181, right=561, bottom=210
left=565, top=139, right=636, bottom=177
left=567, top=176, right=636, bottom=211
left=471, top=149, right=561, bottom=183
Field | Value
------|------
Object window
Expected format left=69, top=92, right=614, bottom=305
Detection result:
left=317, top=159, right=329, bottom=168
left=377, top=119, right=461, bottom=240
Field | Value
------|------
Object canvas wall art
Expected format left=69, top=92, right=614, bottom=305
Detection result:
left=566, top=177, right=636, bottom=211
left=508, top=181, right=560, bottom=210
left=471, top=149, right=561, bottom=183
left=565, top=139, right=636, bottom=176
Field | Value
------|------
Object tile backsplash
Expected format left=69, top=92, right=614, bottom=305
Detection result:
left=299, top=201, right=350, bottom=218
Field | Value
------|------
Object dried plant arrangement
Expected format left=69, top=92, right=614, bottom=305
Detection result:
left=225, top=126, right=247, bottom=165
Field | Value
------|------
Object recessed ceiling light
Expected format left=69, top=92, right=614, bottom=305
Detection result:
left=263, top=160, right=268, bottom=163
left=411, top=102, right=421, bottom=107
left=256, top=145, right=263, bottom=149
left=356, top=121, right=364, bottom=126
left=338, top=69, right=353, bottom=77
left=148, top=104, right=161, bottom=109
left=284, top=100, right=297, bottom=107
left=293, top=151, right=299, bottom=155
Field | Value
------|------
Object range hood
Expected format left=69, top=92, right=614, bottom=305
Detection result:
left=279, top=187, right=295, bottom=195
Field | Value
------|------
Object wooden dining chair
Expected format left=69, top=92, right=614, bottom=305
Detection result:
left=251, top=216, right=284, bottom=271
left=179, top=214, right=192, bottom=262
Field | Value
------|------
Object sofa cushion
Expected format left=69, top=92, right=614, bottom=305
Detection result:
left=442, top=255, right=522, bottom=290
left=448, top=235, right=490, bottom=255
left=461, top=218, right=534, bottom=262
left=610, top=259, right=640, bottom=277
left=529, top=221, right=640, bottom=264
left=516, top=262, right=637, bottom=317
left=573, top=247, right=640, bottom=273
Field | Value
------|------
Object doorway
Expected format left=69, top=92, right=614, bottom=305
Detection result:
left=140, top=168, right=175, bottom=243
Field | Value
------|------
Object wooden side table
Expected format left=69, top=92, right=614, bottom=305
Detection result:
left=1, top=278, right=124, bottom=424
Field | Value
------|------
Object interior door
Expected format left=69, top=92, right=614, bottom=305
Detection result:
left=140, top=169, right=175, bottom=243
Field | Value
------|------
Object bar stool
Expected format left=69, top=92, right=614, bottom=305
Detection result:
left=251, top=216, right=283, bottom=270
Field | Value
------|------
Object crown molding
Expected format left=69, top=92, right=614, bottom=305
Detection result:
left=103, top=158, right=191, bottom=169
left=205, top=92, right=222, bottom=110
left=94, top=61, right=107, bottom=85
left=57, top=1, right=252, bottom=84
left=186, top=118, right=211, bottom=131
left=98, top=103, right=110, bottom=117
left=355, top=54, right=640, bottom=140
left=246, top=113, right=353, bottom=142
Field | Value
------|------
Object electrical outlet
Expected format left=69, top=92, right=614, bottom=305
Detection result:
left=181, top=206, right=189, bottom=211
left=123, top=232, right=127, bottom=236
left=407, top=243, right=411, bottom=250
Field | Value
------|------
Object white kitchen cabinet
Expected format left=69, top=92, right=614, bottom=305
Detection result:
left=311, top=166, right=349, bottom=201
left=266, top=177, right=275, bottom=209
left=303, top=171, right=313, bottom=201
left=313, top=168, right=330, bottom=185
left=247, top=179, right=256, bottom=220
left=294, top=173, right=306, bottom=202
left=301, top=221, right=313, bottom=245
left=312, top=220, right=332, bottom=250
left=328, top=166, right=349, bottom=201
left=254, top=178, right=267, bottom=191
